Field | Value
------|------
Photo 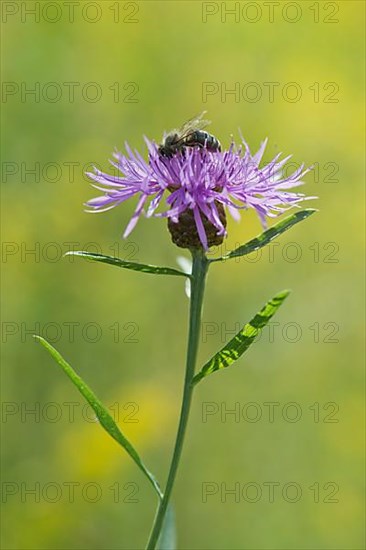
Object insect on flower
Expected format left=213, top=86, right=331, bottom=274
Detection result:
left=158, top=111, right=221, bottom=158
left=86, top=115, right=315, bottom=250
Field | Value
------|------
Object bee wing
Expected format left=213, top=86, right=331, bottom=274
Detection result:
left=176, top=111, right=211, bottom=139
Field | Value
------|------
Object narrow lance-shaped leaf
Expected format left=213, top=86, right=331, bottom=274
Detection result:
left=210, top=209, right=317, bottom=262
left=34, top=336, right=163, bottom=500
left=157, top=504, right=176, bottom=550
left=192, top=290, right=290, bottom=385
left=65, top=251, right=189, bottom=278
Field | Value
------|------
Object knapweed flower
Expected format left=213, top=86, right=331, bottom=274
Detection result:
left=86, top=137, right=313, bottom=250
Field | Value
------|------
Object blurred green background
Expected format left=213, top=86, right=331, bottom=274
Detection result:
left=1, top=1, right=365, bottom=549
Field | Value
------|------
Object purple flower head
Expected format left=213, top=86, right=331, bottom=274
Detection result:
left=86, top=136, right=314, bottom=250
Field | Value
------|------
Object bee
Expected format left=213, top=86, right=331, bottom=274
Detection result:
left=158, top=111, right=221, bottom=158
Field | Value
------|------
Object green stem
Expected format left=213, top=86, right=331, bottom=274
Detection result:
left=146, top=249, right=208, bottom=549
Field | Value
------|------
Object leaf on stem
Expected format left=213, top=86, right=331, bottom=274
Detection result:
left=34, top=335, right=163, bottom=499
left=65, top=251, right=189, bottom=278
left=192, top=290, right=290, bottom=385
left=157, top=504, right=176, bottom=550
left=211, top=209, right=317, bottom=262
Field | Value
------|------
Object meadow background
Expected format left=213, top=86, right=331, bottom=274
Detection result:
left=1, top=1, right=365, bottom=549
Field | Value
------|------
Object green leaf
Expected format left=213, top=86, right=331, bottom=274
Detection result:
left=193, top=290, right=290, bottom=385
left=157, top=504, right=176, bottom=550
left=34, top=335, right=163, bottom=500
left=65, top=251, right=188, bottom=278
left=211, top=209, right=317, bottom=262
